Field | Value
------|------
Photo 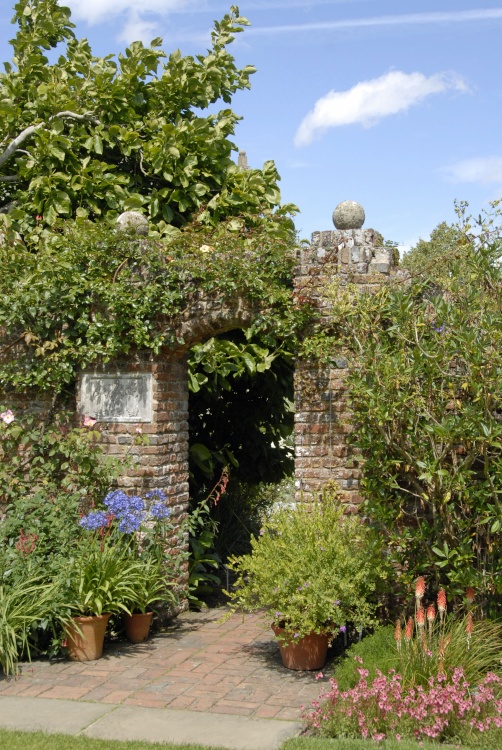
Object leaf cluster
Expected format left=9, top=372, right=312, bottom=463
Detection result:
left=0, top=217, right=299, bottom=392
left=226, top=487, right=389, bottom=640
left=0, top=1, right=294, bottom=237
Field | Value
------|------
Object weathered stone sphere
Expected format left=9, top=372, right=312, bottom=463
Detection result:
left=116, top=211, right=149, bottom=236
left=332, top=201, right=365, bottom=230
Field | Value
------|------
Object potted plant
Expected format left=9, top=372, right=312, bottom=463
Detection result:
left=67, top=488, right=183, bottom=654
left=123, top=557, right=176, bottom=643
left=63, top=535, right=144, bottom=661
left=226, top=487, right=388, bottom=670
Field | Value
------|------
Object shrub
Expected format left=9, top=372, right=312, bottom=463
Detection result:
left=303, top=209, right=502, bottom=611
left=331, top=626, right=397, bottom=691
left=226, top=486, right=389, bottom=640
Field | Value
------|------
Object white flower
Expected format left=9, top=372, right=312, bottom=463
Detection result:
left=199, top=245, right=214, bottom=253
left=0, top=409, right=14, bottom=424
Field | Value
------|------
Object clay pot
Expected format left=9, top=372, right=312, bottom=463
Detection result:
left=272, top=625, right=329, bottom=671
left=124, top=611, right=154, bottom=643
left=66, top=613, right=111, bottom=661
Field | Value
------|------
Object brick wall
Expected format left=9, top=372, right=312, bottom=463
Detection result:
left=294, top=228, right=400, bottom=505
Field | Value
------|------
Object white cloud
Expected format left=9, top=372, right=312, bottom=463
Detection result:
left=295, top=70, right=468, bottom=147
left=66, top=1, right=189, bottom=26
left=250, top=8, right=502, bottom=36
left=443, top=157, right=502, bottom=185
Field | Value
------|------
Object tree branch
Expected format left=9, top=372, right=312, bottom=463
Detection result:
left=0, top=111, right=101, bottom=169
left=0, top=175, right=20, bottom=183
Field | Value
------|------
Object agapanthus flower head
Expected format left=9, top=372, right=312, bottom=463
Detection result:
left=415, top=576, right=426, bottom=601
left=117, top=512, right=145, bottom=533
left=103, top=490, right=144, bottom=518
left=416, top=606, right=425, bottom=628
left=145, top=489, right=167, bottom=503
left=465, top=587, right=475, bottom=605
left=79, top=510, right=109, bottom=530
left=404, top=616, right=413, bottom=642
left=150, top=501, right=171, bottom=520
left=437, top=588, right=447, bottom=617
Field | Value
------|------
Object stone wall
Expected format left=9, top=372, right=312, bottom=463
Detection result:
left=293, top=225, right=399, bottom=506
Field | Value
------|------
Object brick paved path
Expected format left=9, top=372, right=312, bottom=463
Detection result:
left=0, top=608, right=323, bottom=721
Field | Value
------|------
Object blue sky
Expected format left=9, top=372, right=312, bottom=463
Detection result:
left=1, top=1, right=501, bottom=248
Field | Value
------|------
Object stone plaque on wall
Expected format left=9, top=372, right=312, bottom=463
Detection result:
left=80, top=374, right=153, bottom=423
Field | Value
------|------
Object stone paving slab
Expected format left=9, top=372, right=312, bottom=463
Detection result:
left=0, top=696, right=302, bottom=750
left=0, top=607, right=322, bottom=722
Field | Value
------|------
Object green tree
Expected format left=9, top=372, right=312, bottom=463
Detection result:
left=0, top=0, right=291, bottom=239
left=305, top=212, right=502, bottom=614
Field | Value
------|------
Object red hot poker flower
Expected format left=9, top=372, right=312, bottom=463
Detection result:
left=465, top=587, right=475, bottom=605
left=394, top=619, right=402, bottom=650
left=466, top=611, right=474, bottom=636
left=404, top=616, right=414, bottom=642
left=416, top=606, right=425, bottom=628
left=426, top=604, right=436, bottom=623
left=437, top=589, right=447, bottom=618
left=415, top=576, right=426, bottom=601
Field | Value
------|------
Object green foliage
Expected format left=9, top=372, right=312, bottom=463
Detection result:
left=0, top=573, right=66, bottom=677
left=0, top=218, right=297, bottom=392
left=0, top=409, right=123, bottom=582
left=61, top=535, right=146, bottom=617
left=226, top=486, right=389, bottom=640
left=306, top=212, right=502, bottom=610
left=210, top=478, right=289, bottom=561
left=0, top=1, right=296, bottom=238
left=331, top=626, right=397, bottom=691
left=189, top=332, right=294, bottom=488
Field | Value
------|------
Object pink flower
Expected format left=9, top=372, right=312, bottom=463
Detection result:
left=1, top=409, right=14, bottom=424
left=83, top=415, right=97, bottom=427
left=135, top=425, right=143, bottom=434
left=315, top=672, right=324, bottom=680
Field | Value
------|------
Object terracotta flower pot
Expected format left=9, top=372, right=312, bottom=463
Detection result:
left=65, top=613, right=111, bottom=661
left=272, top=625, right=329, bottom=671
left=124, top=611, right=154, bottom=643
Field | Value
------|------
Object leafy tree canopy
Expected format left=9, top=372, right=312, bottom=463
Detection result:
left=0, top=0, right=295, bottom=240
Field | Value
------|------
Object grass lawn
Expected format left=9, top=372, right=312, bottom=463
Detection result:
left=0, top=729, right=229, bottom=750
left=0, top=729, right=456, bottom=750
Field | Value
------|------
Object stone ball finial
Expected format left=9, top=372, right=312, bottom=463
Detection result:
left=332, top=201, right=365, bottom=230
left=116, top=211, right=149, bottom=236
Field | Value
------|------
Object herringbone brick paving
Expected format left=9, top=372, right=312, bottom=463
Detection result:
left=0, top=608, right=323, bottom=720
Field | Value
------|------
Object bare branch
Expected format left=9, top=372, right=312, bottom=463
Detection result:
left=0, top=111, right=101, bottom=169
left=0, top=175, right=20, bottom=183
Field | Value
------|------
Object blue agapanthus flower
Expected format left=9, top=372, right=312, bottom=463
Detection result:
left=103, top=490, right=144, bottom=517
left=145, top=489, right=167, bottom=503
left=117, top=512, right=145, bottom=533
left=150, top=502, right=171, bottom=520
left=79, top=510, right=109, bottom=530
